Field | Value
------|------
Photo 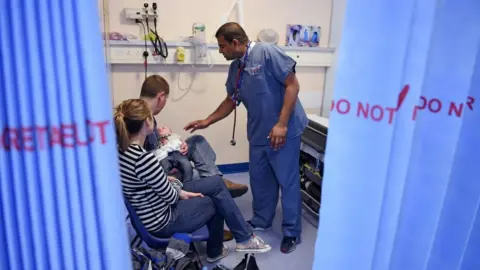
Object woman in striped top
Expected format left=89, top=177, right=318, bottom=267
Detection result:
left=114, top=99, right=271, bottom=263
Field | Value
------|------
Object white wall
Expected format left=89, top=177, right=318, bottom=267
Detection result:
left=101, top=0, right=334, bottom=164
left=321, top=0, right=347, bottom=117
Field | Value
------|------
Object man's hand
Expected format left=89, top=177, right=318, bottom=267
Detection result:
left=268, top=123, right=288, bottom=151
left=179, top=190, right=204, bottom=200
left=184, top=119, right=210, bottom=133
left=179, top=141, right=188, bottom=156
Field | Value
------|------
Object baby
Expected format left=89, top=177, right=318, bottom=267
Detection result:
left=153, top=125, right=194, bottom=183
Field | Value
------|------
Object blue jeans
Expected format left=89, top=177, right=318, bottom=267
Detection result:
left=160, top=151, right=194, bottom=183
left=151, top=175, right=252, bottom=258
left=185, top=135, right=223, bottom=181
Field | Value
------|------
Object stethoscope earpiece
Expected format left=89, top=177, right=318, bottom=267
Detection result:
left=230, top=139, right=236, bottom=146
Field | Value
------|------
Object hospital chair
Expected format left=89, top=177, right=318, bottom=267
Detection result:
left=124, top=198, right=209, bottom=266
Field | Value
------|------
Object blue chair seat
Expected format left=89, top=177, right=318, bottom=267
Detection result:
left=124, top=198, right=209, bottom=249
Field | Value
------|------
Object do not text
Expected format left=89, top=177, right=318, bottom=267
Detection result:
left=330, top=85, right=475, bottom=124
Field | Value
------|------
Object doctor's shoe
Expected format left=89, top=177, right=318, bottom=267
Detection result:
left=223, top=178, right=248, bottom=198
left=280, top=236, right=300, bottom=254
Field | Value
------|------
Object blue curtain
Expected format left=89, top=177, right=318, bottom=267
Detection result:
left=0, top=1, right=131, bottom=270
left=314, top=0, right=480, bottom=269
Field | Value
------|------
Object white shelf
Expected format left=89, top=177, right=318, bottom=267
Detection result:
left=107, top=40, right=335, bottom=67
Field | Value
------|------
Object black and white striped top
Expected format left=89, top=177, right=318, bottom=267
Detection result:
left=119, top=144, right=179, bottom=232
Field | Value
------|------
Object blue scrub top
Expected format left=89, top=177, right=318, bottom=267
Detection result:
left=225, top=42, right=308, bottom=146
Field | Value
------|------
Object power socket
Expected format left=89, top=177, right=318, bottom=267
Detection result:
left=124, top=8, right=156, bottom=20
left=136, top=49, right=145, bottom=57
left=121, top=48, right=147, bottom=59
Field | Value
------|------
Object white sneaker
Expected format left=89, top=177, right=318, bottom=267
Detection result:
left=235, top=235, right=272, bottom=253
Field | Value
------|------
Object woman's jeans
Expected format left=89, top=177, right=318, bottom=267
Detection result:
left=151, top=175, right=252, bottom=258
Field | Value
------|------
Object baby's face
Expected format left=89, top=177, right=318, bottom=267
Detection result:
left=158, top=126, right=172, bottom=136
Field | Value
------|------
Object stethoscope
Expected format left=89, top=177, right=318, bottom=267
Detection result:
left=230, top=42, right=251, bottom=146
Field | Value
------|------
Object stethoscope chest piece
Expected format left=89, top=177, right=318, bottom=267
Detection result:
left=230, top=139, right=236, bottom=146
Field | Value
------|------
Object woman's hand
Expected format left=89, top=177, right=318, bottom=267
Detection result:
left=179, top=190, right=204, bottom=200
left=167, top=176, right=178, bottom=182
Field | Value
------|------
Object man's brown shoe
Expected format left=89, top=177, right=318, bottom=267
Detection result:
left=223, top=178, right=248, bottom=198
left=223, top=230, right=234, bottom=242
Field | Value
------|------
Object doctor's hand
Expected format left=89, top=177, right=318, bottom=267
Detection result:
left=179, top=190, right=204, bottom=200
left=184, top=119, right=210, bottom=133
left=268, top=123, right=288, bottom=151
left=179, top=141, right=188, bottom=156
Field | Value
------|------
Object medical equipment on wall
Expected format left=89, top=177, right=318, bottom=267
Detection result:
left=144, top=2, right=168, bottom=59
left=132, top=2, right=168, bottom=79
left=192, top=23, right=207, bottom=58
left=134, top=16, right=149, bottom=79
left=175, top=47, right=186, bottom=63
left=180, top=23, right=215, bottom=68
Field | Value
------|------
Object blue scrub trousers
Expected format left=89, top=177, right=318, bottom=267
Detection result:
left=249, top=135, right=302, bottom=237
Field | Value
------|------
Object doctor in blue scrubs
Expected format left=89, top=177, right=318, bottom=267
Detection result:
left=184, top=22, right=308, bottom=254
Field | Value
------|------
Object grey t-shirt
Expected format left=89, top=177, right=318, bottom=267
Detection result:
left=144, top=118, right=160, bottom=152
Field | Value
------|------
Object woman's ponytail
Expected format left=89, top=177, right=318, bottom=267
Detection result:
left=114, top=110, right=130, bottom=152
left=113, top=99, right=152, bottom=152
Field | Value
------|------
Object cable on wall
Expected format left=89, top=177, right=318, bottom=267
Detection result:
left=135, top=18, right=149, bottom=79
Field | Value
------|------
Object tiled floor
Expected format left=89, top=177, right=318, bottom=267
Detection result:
left=196, top=172, right=319, bottom=270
